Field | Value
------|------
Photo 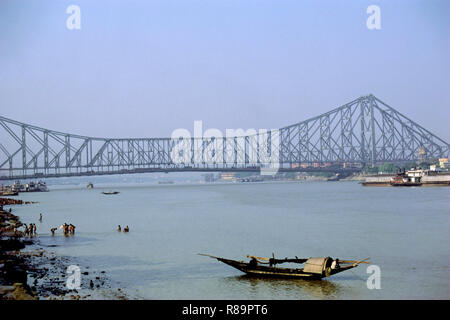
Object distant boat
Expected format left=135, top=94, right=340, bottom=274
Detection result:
left=10, top=180, right=48, bottom=192
left=87, top=182, right=94, bottom=189
left=102, top=191, right=119, bottom=195
left=199, top=254, right=370, bottom=279
left=390, top=171, right=421, bottom=187
left=0, top=190, right=18, bottom=196
left=158, top=181, right=174, bottom=184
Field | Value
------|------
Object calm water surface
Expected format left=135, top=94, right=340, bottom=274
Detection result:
left=11, top=181, right=450, bottom=299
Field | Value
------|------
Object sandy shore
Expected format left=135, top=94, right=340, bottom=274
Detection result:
left=0, top=197, right=127, bottom=300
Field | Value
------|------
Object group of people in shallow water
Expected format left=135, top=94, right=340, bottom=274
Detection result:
left=24, top=223, right=37, bottom=236
left=22, top=212, right=130, bottom=236
left=117, top=225, right=129, bottom=232
left=54, top=223, right=76, bottom=236
left=23, top=213, right=43, bottom=236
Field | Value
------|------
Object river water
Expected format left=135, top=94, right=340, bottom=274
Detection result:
left=10, top=177, right=450, bottom=299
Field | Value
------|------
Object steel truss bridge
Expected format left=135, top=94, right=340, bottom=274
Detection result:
left=0, top=95, right=449, bottom=181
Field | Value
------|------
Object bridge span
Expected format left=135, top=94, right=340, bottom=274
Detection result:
left=1, top=95, right=448, bottom=181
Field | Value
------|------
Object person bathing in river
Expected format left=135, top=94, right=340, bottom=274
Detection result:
left=50, top=227, right=57, bottom=236
left=117, top=225, right=121, bottom=232
left=24, top=224, right=29, bottom=236
left=61, top=223, right=69, bottom=236
left=69, top=224, right=76, bottom=235
left=33, top=223, right=37, bottom=235
left=123, top=226, right=129, bottom=232
left=39, top=213, right=43, bottom=222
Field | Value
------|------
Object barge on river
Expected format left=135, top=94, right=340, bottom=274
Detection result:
left=362, top=169, right=450, bottom=187
left=199, top=254, right=370, bottom=279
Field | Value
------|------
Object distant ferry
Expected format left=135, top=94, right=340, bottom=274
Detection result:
left=390, top=171, right=421, bottom=187
left=11, top=180, right=49, bottom=192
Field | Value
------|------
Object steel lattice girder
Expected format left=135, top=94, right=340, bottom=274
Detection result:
left=0, top=95, right=449, bottom=178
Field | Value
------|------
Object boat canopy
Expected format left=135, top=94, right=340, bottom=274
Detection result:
left=303, top=257, right=332, bottom=275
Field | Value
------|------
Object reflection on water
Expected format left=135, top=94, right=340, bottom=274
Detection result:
left=224, top=275, right=342, bottom=299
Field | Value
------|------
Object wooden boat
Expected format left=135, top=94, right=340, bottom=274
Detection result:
left=101, top=191, right=119, bottom=195
left=199, top=253, right=370, bottom=279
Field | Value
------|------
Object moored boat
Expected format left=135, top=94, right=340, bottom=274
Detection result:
left=199, top=254, right=370, bottom=279
left=390, top=171, right=421, bottom=187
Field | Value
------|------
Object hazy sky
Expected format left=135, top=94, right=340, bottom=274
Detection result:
left=1, top=0, right=449, bottom=141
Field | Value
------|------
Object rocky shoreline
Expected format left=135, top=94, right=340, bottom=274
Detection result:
left=0, top=197, right=36, bottom=299
left=0, top=197, right=127, bottom=300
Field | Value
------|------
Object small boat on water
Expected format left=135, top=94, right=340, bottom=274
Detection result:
left=158, top=180, right=174, bottom=185
left=199, top=254, right=370, bottom=279
left=102, top=191, right=119, bottom=195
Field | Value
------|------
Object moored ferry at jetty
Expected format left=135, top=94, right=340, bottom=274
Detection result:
left=9, top=180, right=49, bottom=193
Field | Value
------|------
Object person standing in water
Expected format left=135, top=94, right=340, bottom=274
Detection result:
left=39, top=213, right=43, bottom=222
left=123, top=226, right=129, bottom=232
left=117, top=225, right=121, bottom=232
left=50, top=227, right=57, bottom=236
left=62, top=223, right=69, bottom=236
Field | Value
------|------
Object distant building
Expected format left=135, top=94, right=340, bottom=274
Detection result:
left=418, top=147, right=426, bottom=161
left=439, top=158, right=449, bottom=169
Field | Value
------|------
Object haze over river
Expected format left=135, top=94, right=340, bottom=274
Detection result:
left=11, top=178, right=450, bottom=299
